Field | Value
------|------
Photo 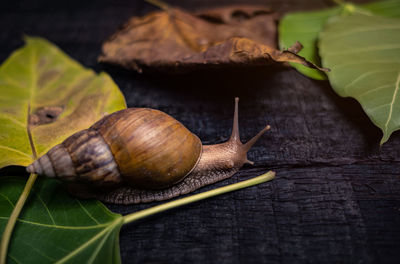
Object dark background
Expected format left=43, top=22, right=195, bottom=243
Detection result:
left=1, top=0, right=400, bottom=263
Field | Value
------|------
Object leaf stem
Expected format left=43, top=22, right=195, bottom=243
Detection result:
left=123, top=171, right=275, bottom=225
left=0, top=104, right=37, bottom=264
left=0, top=173, right=37, bottom=264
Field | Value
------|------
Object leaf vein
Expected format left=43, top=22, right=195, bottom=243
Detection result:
left=0, top=114, right=25, bottom=127
left=8, top=254, right=22, bottom=264
left=77, top=200, right=100, bottom=225
left=36, top=193, right=56, bottom=225
left=0, top=75, right=27, bottom=90
left=55, top=219, right=120, bottom=264
left=384, top=71, right=400, bottom=133
left=325, top=44, right=400, bottom=56
left=369, top=103, right=390, bottom=112
left=324, top=24, right=400, bottom=40
left=359, top=84, right=393, bottom=98
left=331, top=61, right=400, bottom=71
left=344, top=70, right=389, bottom=95
left=22, top=240, right=56, bottom=262
left=0, top=193, right=15, bottom=208
left=0, top=145, right=32, bottom=159
left=0, top=216, right=110, bottom=230
left=87, top=224, right=113, bottom=264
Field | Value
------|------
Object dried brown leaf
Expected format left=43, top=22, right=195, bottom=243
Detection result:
left=99, top=4, right=327, bottom=73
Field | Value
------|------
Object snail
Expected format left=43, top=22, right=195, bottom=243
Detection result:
left=27, top=98, right=270, bottom=204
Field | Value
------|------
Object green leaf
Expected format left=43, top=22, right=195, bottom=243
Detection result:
left=319, top=13, right=400, bottom=144
left=0, top=171, right=276, bottom=264
left=279, top=7, right=340, bottom=80
left=362, top=0, right=400, bottom=18
left=0, top=36, right=126, bottom=169
left=279, top=0, right=400, bottom=80
left=0, top=176, right=123, bottom=264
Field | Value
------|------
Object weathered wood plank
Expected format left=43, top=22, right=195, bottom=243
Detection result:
left=109, top=165, right=400, bottom=264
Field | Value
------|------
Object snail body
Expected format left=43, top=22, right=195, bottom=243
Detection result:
left=27, top=98, right=270, bottom=204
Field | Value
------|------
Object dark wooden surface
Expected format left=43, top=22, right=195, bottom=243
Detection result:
left=1, top=0, right=400, bottom=263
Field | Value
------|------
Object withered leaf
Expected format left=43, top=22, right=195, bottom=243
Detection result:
left=99, top=4, right=328, bottom=73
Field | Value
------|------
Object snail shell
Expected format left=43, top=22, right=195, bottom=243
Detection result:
left=28, top=108, right=202, bottom=189
left=27, top=98, right=270, bottom=204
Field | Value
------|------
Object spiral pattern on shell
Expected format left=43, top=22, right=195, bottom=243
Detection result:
left=27, top=108, right=203, bottom=189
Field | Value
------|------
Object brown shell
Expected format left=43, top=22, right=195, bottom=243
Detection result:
left=91, top=108, right=202, bottom=189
